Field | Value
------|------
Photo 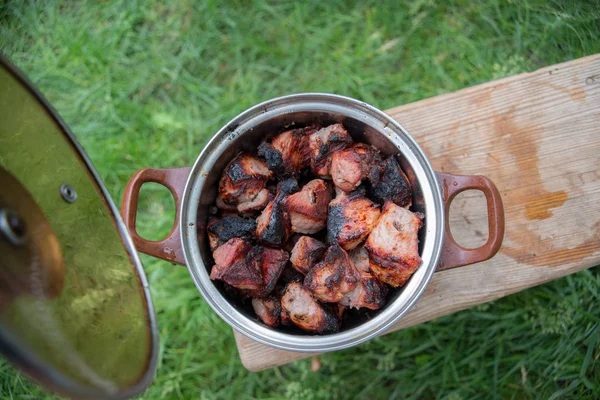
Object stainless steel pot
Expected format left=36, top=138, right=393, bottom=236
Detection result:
left=121, top=93, right=504, bottom=353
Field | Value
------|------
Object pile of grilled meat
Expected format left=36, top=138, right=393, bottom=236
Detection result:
left=207, top=123, right=423, bottom=334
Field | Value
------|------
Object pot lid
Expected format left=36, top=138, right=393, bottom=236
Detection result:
left=0, top=56, right=158, bottom=399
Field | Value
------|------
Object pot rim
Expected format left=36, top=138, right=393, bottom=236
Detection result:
left=180, top=93, right=444, bottom=352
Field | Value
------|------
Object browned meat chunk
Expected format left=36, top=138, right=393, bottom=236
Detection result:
left=308, top=124, right=353, bottom=178
left=365, top=201, right=422, bottom=287
left=237, top=188, right=273, bottom=213
left=371, top=155, right=412, bottom=207
left=330, top=144, right=380, bottom=192
left=258, top=126, right=316, bottom=177
left=339, top=272, right=388, bottom=310
left=252, top=297, right=282, bottom=327
left=211, top=238, right=250, bottom=273
left=281, top=282, right=339, bottom=333
left=210, top=238, right=264, bottom=290
left=327, top=188, right=381, bottom=250
left=348, top=245, right=370, bottom=272
left=207, top=216, right=256, bottom=251
left=248, top=247, right=289, bottom=297
left=290, top=236, right=326, bottom=275
left=216, top=189, right=271, bottom=214
left=282, top=179, right=330, bottom=234
left=256, top=179, right=298, bottom=246
left=304, top=245, right=360, bottom=302
left=218, top=153, right=272, bottom=209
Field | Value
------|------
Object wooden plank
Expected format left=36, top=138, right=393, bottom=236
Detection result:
left=235, top=54, right=600, bottom=372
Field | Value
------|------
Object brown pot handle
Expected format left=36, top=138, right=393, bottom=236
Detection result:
left=435, top=172, right=505, bottom=271
left=121, top=167, right=191, bottom=265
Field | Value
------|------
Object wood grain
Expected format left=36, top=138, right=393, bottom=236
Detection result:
left=235, top=54, right=600, bottom=371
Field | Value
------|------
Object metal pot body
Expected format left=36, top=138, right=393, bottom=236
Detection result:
left=121, top=93, right=505, bottom=353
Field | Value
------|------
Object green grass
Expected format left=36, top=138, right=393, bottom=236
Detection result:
left=1, top=0, right=599, bottom=398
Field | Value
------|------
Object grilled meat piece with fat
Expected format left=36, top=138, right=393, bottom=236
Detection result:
left=256, top=178, right=299, bottom=246
left=281, top=282, right=339, bottom=333
left=210, top=238, right=263, bottom=290
left=252, top=297, right=282, bottom=327
left=248, top=247, right=289, bottom=297
left=237, top=188, right=273, bottom=213
left=258, top=126, right=316, bottom=177
left=282, top=179, right=330, bottom=234
left=304, top=245, right=361, bottom=302
left=339, top=272, right=388, bottom=310
left=330, top=143, right=380, bottom=192
left=327, top=187, right=381, bottom=250
left=308, top=124, right=353, bottom=178
left=216, top=189, right=272, bottom=214
left=365, top=201, right=422, bottom=287
left=207, top=216, right=256, bottom=251
left=371, top=155, right=412, bottom=207
left=290, top=236, right=327, bottom=275
left=218, top=152, right=272, bottom=210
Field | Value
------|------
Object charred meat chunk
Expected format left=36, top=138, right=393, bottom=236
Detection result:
left=290, top=236, right=327, bottom=275
left=365, top=201, right=422, bottom=287
left=339, top=272, right=388, bottom=310
left=281, top=282, right=339, bottom=333
left=330, top=143, right=380, bottom=192
left=258, top=126, right=315, bottom=177
left=210, top=238, right=264, bottom=290
left=252, top=297, right=282, bottom=327
left=248, top=247, right=289, bottom=297
left=348, top=245, right=370, bottom=272
left=327, top=188, right=381, bottom=250
left=218, top=152, right=272, bottom=209
left=304, top=245, right=361, bottom=302
left=207, top=216, right=256, bottom=251
left=256, top=178, right=299, bottom=246
left=282, top=179, right=330, bottom=234
left=309, top=124, right=353, bottom=178
left=371, top=155, right=412, bottom=207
